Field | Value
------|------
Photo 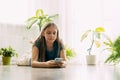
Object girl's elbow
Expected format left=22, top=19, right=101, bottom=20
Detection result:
left=31, top=61, right=36, bottom=68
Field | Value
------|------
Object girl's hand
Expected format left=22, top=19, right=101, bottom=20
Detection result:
left=46, top=60, right=58, bottom=67
left=56, top=61, right=67, bottom=68
left=46, top=60, right=67, bottom=68
left=47, top=60, right=56, bottom=65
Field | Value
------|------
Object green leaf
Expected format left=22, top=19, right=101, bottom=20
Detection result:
left=48, top=14, right=59, bottom=19
left=95, top=27, right=105, bottom=32
left=104, top=36, right=120, bottom=64
left=26, top=18, right=38, bottom=29
left=105, top=53, right=115, bottom=63
left=80, top=30, right=91, bottom=42
left=0, top=46, right=18, bottom=57
left=94, top=40, right=101, bottom=48
left=36, top=9, right=44, bottom=17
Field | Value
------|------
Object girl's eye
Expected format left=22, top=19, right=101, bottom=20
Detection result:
left=46, top=32, right=56, bottom=35
left=53, top=32, right=56, bottom=35
left=47, top=32, right=51, bottom=34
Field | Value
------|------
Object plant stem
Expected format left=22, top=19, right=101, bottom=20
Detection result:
left=88, top=32, right=94, bottom=55
left=38, top=19, right=42, bottom=31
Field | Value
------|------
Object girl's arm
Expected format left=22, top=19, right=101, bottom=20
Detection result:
left=58, top=49, right=68, bottom=68
left=31, top=46, right=58, bottom=68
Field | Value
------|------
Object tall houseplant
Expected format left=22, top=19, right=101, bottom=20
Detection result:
left=0, top=46, right=18, bottom=65
left=104, top=36, right=120, bottom=65
left=26, top=9, right=58, bottom=31
left=81, top=27, right=105, bottom=64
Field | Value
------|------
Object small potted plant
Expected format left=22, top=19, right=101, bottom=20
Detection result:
left=26, top=9, right=58, bottom=31
left=81, top=27, right=105, bottom=65
left=0, top=46, right=18, bottom=65
left=65, top=45, right=76, bottom=60
left=104, top=36, right=120, bottom=65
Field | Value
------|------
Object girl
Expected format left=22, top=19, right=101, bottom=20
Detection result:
left=31, top=22, right=67, bottom=68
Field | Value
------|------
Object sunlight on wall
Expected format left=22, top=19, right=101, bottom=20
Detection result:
left=61, top=0, right=103, bottom=64
left=60, top=0, right=120, bottom=64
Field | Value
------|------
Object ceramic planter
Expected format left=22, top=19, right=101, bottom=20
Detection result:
left=2, top=56, right=11, bottom=65
left=86, top=55, right=96, bottom=65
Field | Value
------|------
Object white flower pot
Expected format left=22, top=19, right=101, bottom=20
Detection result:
left=86, top=55, right=96, bottom=65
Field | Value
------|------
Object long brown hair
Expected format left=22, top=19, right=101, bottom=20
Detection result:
left=34, top=22, right=64, bottom=62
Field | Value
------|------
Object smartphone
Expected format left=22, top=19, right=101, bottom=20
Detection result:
left=54, top=58, right=63, bottom=63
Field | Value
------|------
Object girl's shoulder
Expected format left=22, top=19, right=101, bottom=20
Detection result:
left=33, top=39, right=41, bottom=48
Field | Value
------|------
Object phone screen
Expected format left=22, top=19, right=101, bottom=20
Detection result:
left=54, top=58, right=63, bottom=63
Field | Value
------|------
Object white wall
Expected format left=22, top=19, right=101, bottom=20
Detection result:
left=0, top=23, right=39, bottom=56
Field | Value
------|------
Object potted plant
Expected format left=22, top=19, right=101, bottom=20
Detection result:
left=26, top=9, right=59, bottom=31
left=65, top=45, right=76, bottom=60
left=81, top=27, right=105, bottom=65
left=104, top=36, right=120, bottom=65
left=0, top=46, right=18, bottom=65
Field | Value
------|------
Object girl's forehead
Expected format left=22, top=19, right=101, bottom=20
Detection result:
left=45, top=26, right=57, bottom=31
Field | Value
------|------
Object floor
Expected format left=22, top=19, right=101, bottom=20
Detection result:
left=0, top=64, right=120, bottom=80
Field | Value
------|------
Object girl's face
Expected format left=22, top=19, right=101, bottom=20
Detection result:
left=44, top=26, right=58, bottom=44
